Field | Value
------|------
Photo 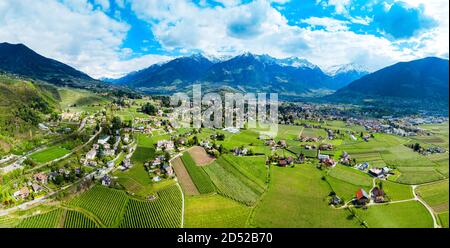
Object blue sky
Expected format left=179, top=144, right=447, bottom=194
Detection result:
left=0, top=0, right=448, bottom=78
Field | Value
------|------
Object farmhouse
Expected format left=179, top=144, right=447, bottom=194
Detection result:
left=156, top=140, right=175, bottom=151
left=163, top=164, right=174, bottom=176
left=13, top=187, right=30, bottom=200
left=371, top=187, right=385, bottom=203
left=232, top=147, right=248, bottom=156
left=317, top=153, right=330, bottom=161
left=32, top=183, right=43, bottom=193
left=355, top=188, right=369, bottom=205
left=368, top=167, right=389, bottom=178
left=33, top=172, right=48, bottom=184
left=319, top=144, right=333, bottom=150
left=321, top=157, right=337, bottom=167
left=356, top=162, right=369, bottom=171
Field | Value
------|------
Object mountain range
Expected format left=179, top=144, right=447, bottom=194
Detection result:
left=0, top=42, right=448, bottom=112
left=110, top=52, right=370, bottom=96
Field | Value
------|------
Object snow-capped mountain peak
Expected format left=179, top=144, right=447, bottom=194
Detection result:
left=277, top=57, right=318, bottom=69
left=326, top=63, right=369, bottom=76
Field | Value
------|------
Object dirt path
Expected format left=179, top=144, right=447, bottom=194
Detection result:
left=412, top=185, right=440, bottom=228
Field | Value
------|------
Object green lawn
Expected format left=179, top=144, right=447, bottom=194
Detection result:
left=355, top=201, right=434, bottom=228
left=185, top=194, right=251, bottom=228
left=29, top=146, right=71, bottom=164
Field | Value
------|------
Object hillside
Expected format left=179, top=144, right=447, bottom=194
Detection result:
left=332, top=57, right=449, bottom=100
left=0, top=42, right=99, bottom=88
left=0, top=74, right=60, bottom=154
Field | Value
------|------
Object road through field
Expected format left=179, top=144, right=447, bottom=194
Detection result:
left=412, top=185, right=440, bottom=228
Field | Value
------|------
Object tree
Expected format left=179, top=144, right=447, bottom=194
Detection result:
left=112, top=116, right=122, bottom=131
left=164, top=151, right=171, bottom=162
left=141, top=102, right=157, bottom=115
left=413, top=143, right=421, bottom=152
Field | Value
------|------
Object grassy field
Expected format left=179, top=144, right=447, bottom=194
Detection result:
left=354, top=201, right=434, bottom=228
left=29, top=146, right=71, bottom=164
left=58, top=87, right=109, bottom=113
left=379, top=180, right=414, bottom=201
left=438, top=212, right=449, bottom=228
left=221, top=155, right=268, bottom=189
left=204, top=158, right=262, bottom=206
left=251, top=164, right=361, bottom=228
left=328, top=165, right=373, bottom=187
left=416, top=180, right=449, bottom=213
left=185, top=194, right=251, bottom=228
left=181, top=152, right=215, bottom=194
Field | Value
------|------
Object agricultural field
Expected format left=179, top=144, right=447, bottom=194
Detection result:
left=416, top=180, right=449, bottom=214
left=63, top=210, right=98, bottom=228
left=171, top=156, right=199, bottom=195
left=187, top=146, right=215, bottom=166
left=185, top=194, right=251, bottom=228
left=180, top=152, right=215, bottom=194
left=68, top=186, right=129, bottom=227
left=16, top=209, right=64, bottom=228
left=354, top=201, right=434, bottom=228
left=28, top=146, right=71, bottom=164
left=379, top=180, right=414, bottom=201
left=251, top=164, right=362, bottom=228
left=119, top=185, right=182, bottom=228
left=204, top=158, right=262, bottom=206
left=221, top=155, right=268, bottom=189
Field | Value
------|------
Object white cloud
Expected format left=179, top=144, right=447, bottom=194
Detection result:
left=129, top=0, right=423, bottom=71
left=301, top=17, right=350, bottom=32
left=93, top=0, right=110, bottom=11
left=0, top=0, right=172, bottom=78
